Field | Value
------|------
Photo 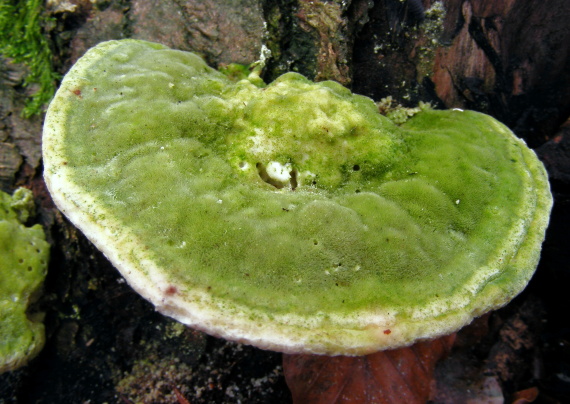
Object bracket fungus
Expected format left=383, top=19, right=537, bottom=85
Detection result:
left=43, top=40, right=552, bottom=355
left=0, top=188, right=49, bottom=372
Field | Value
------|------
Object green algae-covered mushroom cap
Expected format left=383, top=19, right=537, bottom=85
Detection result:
left=0, top=188, right=49, bottom=372
left=42, top=40, right=552, bottom=355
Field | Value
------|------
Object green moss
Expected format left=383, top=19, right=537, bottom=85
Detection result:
left=0, top=188, right=49, bottom=372
left=43, top=40, right=551, bottom=355
left=0, top=0, right=59, bottom=117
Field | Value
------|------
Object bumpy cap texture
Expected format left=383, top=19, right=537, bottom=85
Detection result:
left=43, top=40, right=552, bottom=355
left=0, top=188, right=49, bottom=372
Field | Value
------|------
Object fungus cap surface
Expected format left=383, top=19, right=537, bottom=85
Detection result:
left=43, top=40, right=552, bottom=355
left=0, top=188, right=49, bottom=372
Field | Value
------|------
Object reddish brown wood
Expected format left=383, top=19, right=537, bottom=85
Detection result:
left=283, top=334, right=456, bottom=404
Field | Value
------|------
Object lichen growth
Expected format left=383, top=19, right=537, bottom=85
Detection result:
left=0, top=187, right=49, bottom=373
left=0, top=0, right=59, bottom=117
left=366, top=0, right=446, bottom=103
left=413, top=1, right=446, bottom=81
left=377, top=95, right=432, bottom=124
left=296, top=0, right=351, bottom=84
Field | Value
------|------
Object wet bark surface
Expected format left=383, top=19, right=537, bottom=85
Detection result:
left=1, top=0, right=569, bottom=403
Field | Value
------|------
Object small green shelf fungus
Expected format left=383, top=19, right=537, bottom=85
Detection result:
left=43, top=40, right=552, bottom=355
left=0, top=188, right=49, bottom=372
